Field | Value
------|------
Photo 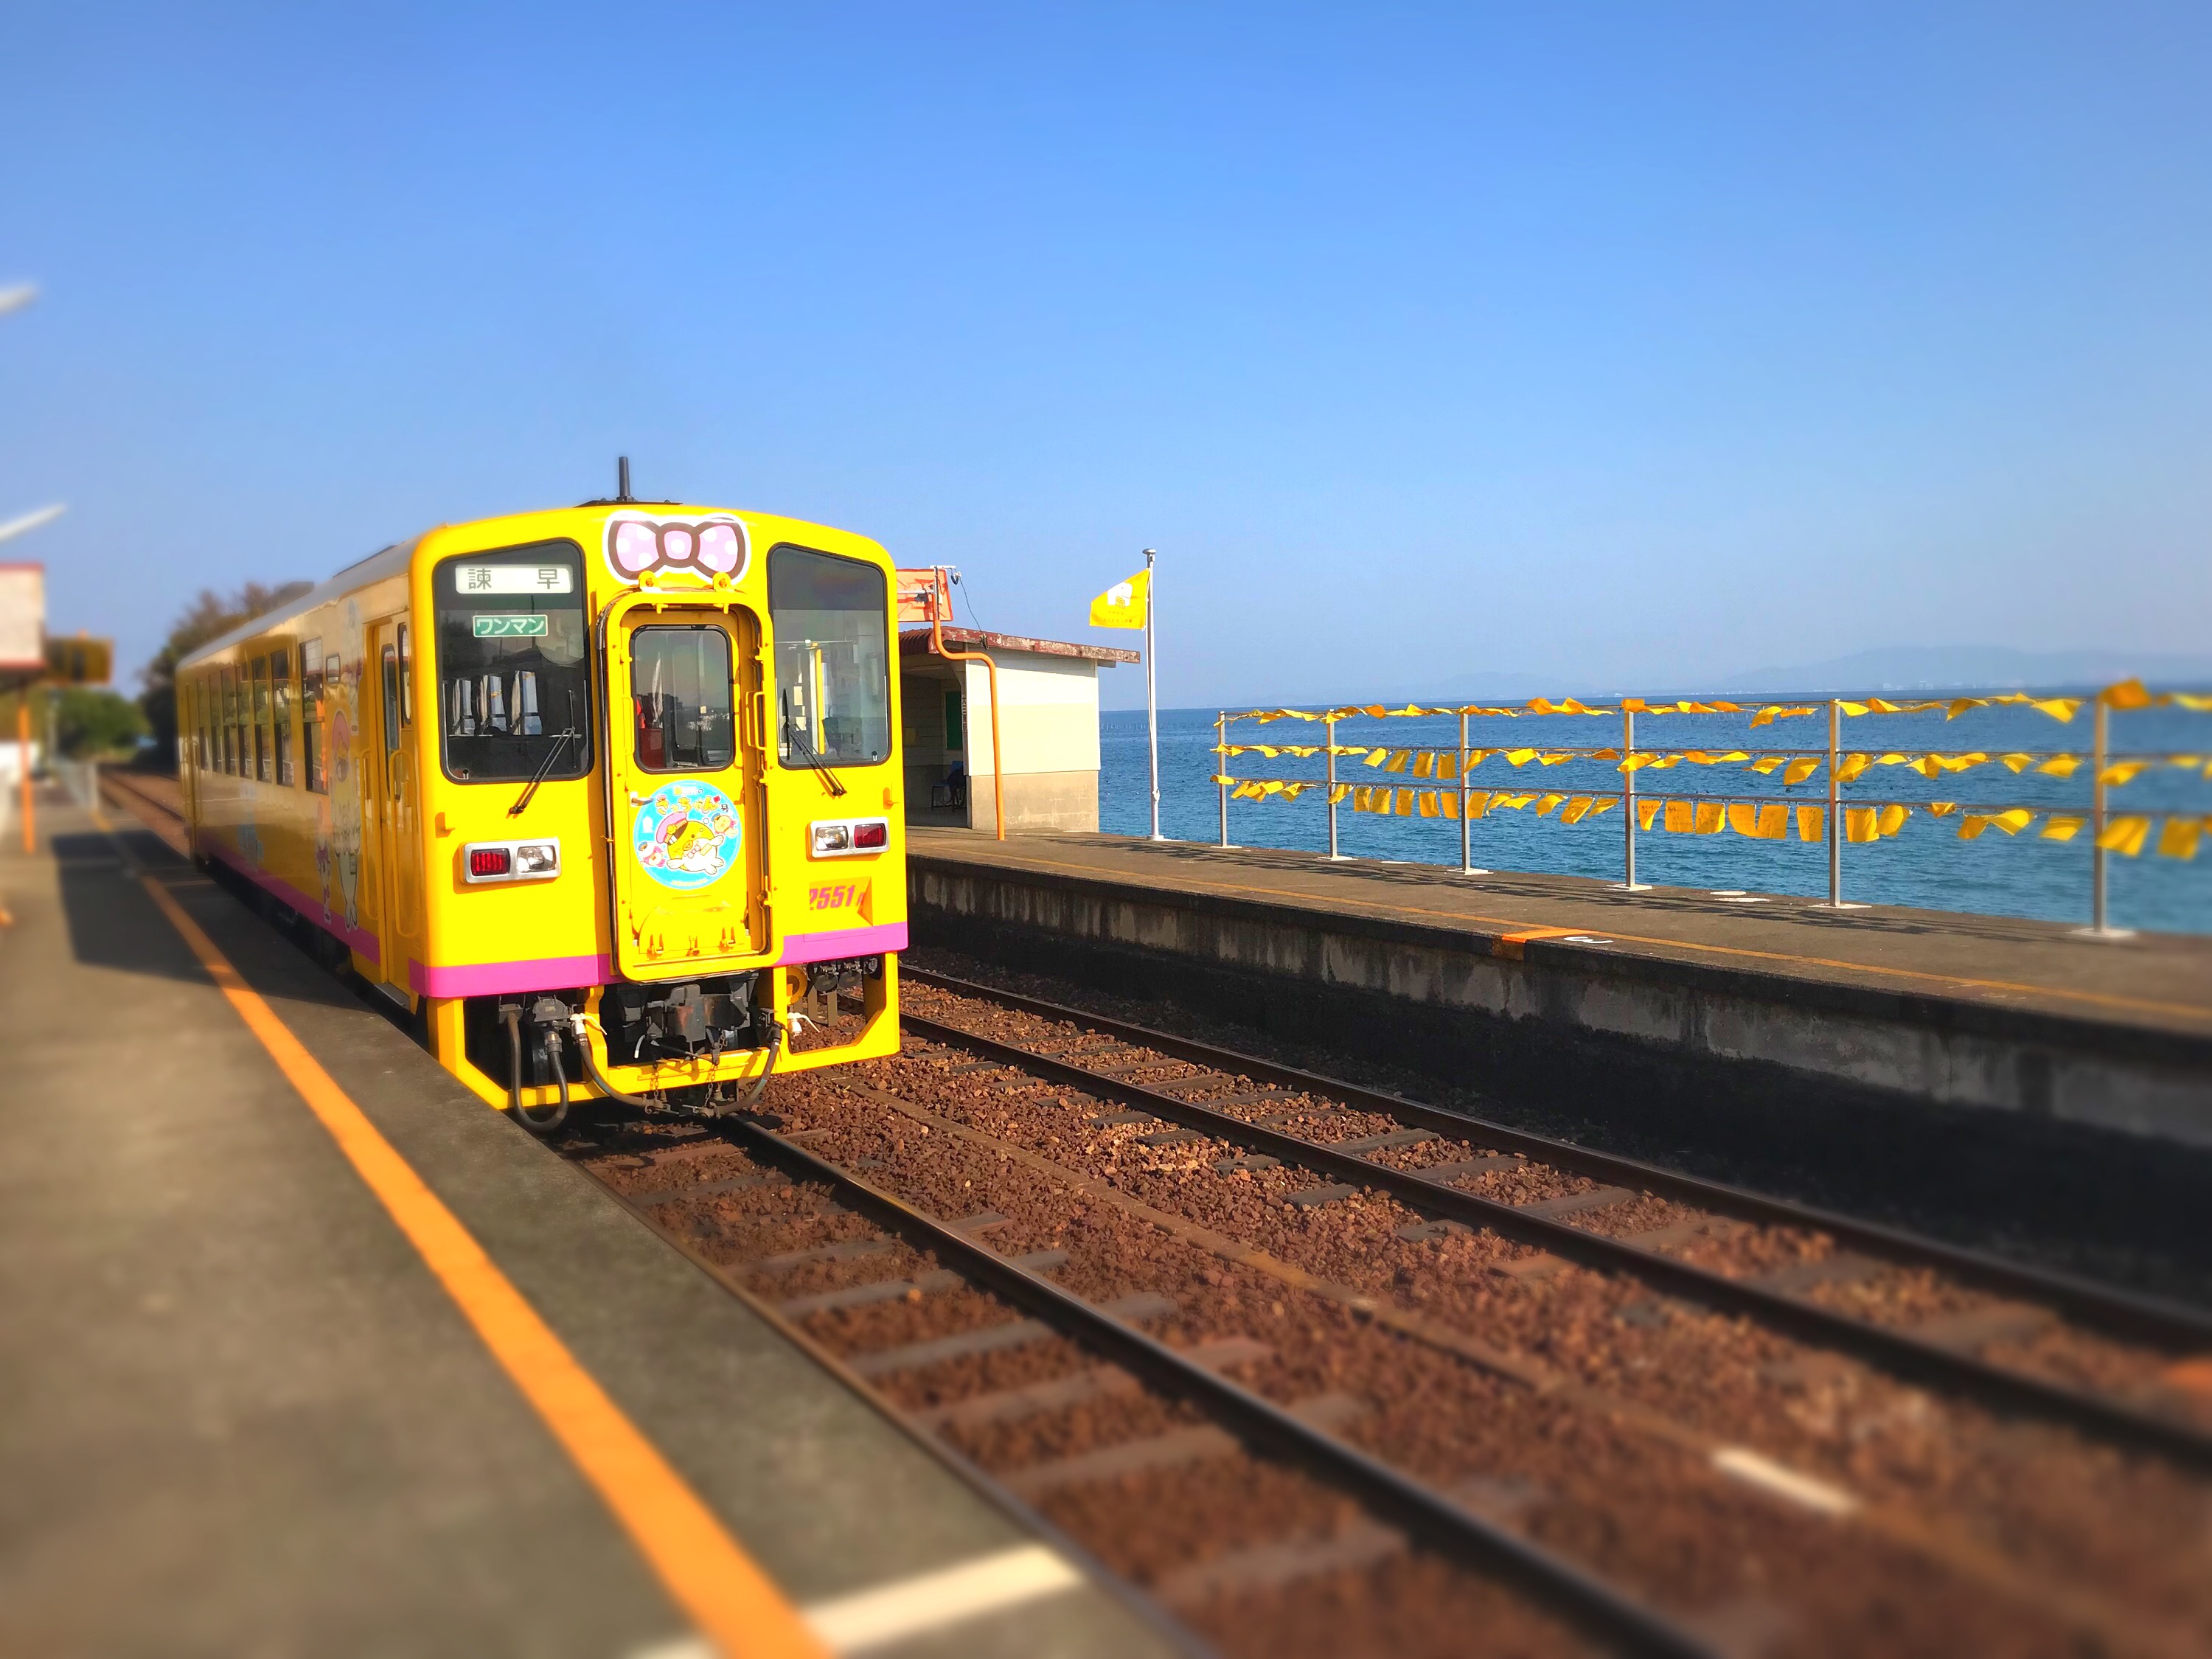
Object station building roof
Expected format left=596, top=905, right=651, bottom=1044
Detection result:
left=899, top=625, right=1139, bottom=666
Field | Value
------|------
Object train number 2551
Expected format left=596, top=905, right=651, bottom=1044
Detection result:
left=807, top=880, right=869, bottom=913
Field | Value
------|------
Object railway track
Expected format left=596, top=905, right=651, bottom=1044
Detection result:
left=566, top=1110, right=1710, bottom=1658
left=570, top=1018, right=2212, bottom=1655
left=901, top=967, right=2212, bottom=1468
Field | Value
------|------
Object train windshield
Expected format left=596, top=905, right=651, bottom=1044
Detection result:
left=434, top=541, right=593, bottom=782
left=768, top=545, right=891, bottom=770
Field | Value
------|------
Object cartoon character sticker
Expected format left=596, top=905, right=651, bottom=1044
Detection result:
left=632, top=780, right=742, bottom=891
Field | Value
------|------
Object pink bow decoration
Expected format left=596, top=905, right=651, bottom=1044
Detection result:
left=608, top=517, right=748, bottom=580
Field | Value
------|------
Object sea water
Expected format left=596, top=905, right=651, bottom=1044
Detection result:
left=1100, top=702, right=2212, bottom=936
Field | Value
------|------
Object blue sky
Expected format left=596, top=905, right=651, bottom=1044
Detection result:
left=4, top=3, right=2208, bottom=706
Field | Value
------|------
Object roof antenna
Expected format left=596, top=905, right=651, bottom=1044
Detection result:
left=616, top=456, right=633, bottom=503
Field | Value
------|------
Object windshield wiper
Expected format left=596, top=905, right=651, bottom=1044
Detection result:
left=785, top=724, right=849, bottom=797
left=508, top=728, right=580, bottom=816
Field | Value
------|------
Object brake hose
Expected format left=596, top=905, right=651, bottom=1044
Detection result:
left=574, top=1020, right=666, bottom=1111
left=740, top=1017, right=784, bottom=1107
left=507, top=1010, right=568, bottom=1135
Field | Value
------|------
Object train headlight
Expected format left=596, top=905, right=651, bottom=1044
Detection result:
left=515, top=841, right=559, bottom=876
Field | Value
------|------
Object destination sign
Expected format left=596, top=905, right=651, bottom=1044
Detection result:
left=471, top=614, right=549, bottom=639
left=454, top=564, right=573, bottom=595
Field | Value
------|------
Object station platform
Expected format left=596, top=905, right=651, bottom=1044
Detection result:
left=908, top=829, right=2212, bottom=1290
left=0, top=793, right=1174, bottom=1659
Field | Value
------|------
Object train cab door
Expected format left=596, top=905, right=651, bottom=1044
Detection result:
left=364, top=619, right=425, bottom=996
left=605, top=601, right=767, bottom=980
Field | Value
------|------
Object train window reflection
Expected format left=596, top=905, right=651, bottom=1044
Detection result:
left=631, top=627, right=735, bottom=772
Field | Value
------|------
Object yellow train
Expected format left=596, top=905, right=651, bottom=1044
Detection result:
left=175, top=479, right=905, bottom=1127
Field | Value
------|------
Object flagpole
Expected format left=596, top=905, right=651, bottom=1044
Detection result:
left=1143, top=547, right=1161, bottom=840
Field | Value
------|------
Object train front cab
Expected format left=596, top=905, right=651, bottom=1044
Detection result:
left=405, top=518, right=905, bottom=1119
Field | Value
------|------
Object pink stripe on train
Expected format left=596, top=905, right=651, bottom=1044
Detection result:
left=204, top=840, right=380, bottom=963
left=776, top=922, right=908, bottom=965
left=409, top=955, right=614, bottom=998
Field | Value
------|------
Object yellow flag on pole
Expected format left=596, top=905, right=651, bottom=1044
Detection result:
left=1089, top=570, right=1150, bottom=629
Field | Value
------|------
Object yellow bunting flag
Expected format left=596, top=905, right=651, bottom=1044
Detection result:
left=1386, top=750, right=1412, bottom=773
left=1413, top=751, right=1435, bottom=779
left=2160, top=818, right=2204, bottom=860
left=1394, top=788, right=1416, bottom=815
left=1664, top=801, right=1694, bottom=832
left=1505, top=748, right=1537, bottom=766
left=1441, top=791, right=1461, bottom=820
left=1783, top=757, right=1820, bottom=785
left=2097, top=815, right=2151, bottom=855
left=2039, top=815, right=2084, bottom=842
left=1638, top=799, right=1663, bottom=832
left=1835, top=754, right=1871, bottom=784
left=1725, top=803, right=1756, bottom=837
left=1561, top=796, right=1594, bottom=824
left=1694, top=802, right=1726, bottom=835
left=1845, top=807, right=1880, bottom=843
left=1877, top=804, right=1908, bottom=837
left=2088, top=818, right=2141, bottom=858
left=1328, top=784, right=1352, bottom=804
left=1467, top=790, right=1492, bottom=818
left=1418, top=791, right=1440, bottom=818
left=1438, top=753, right=1460, bottom=781
left=1797, top=806, right=1825, bottom=843
left=1088, top=569, right=1150, bottom=629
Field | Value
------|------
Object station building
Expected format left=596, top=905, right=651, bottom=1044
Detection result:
left=898, top=622, right=1138, bottom=834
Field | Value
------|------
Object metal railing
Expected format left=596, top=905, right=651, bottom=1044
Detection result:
left=1211, top=682, right=2211, bottom=933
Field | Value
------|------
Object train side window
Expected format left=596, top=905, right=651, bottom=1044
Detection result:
left=631, top=626, right=734, bottom=772
left=397, top=625, right=411, bottom=725
left=271, top=647, right=294, bottom=787
left=383, top=644, right=402, bottom=760
left=301, top=640, right=327, bottom=793
left=251, top=655, right=273, bottom=782
left=221, top=667, right=240, bottom=775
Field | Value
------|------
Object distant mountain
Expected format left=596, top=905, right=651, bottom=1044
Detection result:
left=1717, top=646, right=2212, bottom=695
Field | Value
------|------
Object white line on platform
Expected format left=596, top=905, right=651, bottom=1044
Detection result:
left=1711, top=1446, right=1860, bottom=1517
left=803, top=1543, right=1086, bottom=1652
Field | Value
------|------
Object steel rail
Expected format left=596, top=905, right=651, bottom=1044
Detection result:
left=723, top=1116, right=1722, bottom=1659
left=557, top=1127, right=1217, bottom=1659
left=906, top=967, right=2212, bottom=1350
left=897, top=990, right=2212, bottom=1471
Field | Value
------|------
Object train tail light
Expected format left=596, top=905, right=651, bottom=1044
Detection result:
left=810, top=817, right=890, bottom=858
left=462, top=839, right=560, bottom=883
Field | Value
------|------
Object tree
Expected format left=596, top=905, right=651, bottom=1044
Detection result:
left=55, top=688, right=148, bottom=758
left=140, top=581, right=311, bottom=768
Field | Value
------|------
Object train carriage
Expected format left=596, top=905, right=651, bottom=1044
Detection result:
left=175, top=488, right=905, bottom=1125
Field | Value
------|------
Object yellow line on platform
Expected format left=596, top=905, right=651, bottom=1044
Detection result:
left=980, top=850, right=2212, bottom=1027
left=134, top=871, right=826, bottom=1659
